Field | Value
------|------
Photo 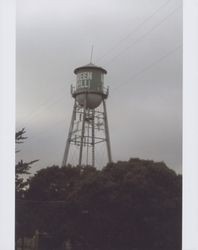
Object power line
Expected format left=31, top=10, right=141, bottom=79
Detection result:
left=96, top=0, right=171, bottom=62
left=20, top=84, right=66, bottom=123
left=16, top=199, right=69, bottom=204
left=22, top=92, right=66, bottom=126
left=16, top=199, right=70, bottom=208
left=111, top=44, right=181, bottom=94
left=104, top=5, right=181, bottom=65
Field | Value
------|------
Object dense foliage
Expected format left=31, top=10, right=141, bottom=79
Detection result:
left=16, top=159, right=182, bottom=250
left=15, top=128, right=38, bottom=198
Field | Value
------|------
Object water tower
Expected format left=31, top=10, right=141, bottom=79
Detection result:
left=62, top=62, right=112, bottom=167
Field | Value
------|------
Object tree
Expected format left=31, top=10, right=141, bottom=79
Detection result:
left=15, top=128, right=38, bottom=198
left=17, top=159, right=181, bottom=250
left=15, top=128, right=39, bottom=243
left=16, top=128, right=27, bottom=145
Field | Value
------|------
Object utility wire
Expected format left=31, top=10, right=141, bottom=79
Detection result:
left=16, top=199, right=69, bottom=203
left=111, top=44, right=181, bottom=94
left=16, top=200, right=86, bottom=209
left=96, top=0, right=171, bottom=62
left=22, top=93, right=66, bottom=126
left=22, top=85, right=66, bottom=121
left=16, top=200, right=70, bottom=208
left=104, top=5, right=181, bottom=65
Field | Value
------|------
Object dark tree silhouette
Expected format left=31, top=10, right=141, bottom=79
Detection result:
left=15, top=128, right=39, bottom=198
left=15, top=129, right=39, bottom=243
left=16, top=159, right=182, bottom=250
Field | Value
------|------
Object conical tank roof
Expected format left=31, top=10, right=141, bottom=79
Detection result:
left=74, top=63, right=107, bottom=74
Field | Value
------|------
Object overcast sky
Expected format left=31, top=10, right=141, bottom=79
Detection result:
left=16, top=0, right=182, bottom=173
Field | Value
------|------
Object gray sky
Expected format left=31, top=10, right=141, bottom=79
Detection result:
left=16, top=0, right=182, bottom=173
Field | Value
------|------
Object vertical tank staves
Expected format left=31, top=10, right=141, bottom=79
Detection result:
left=62, top=62, right=112, bottom=167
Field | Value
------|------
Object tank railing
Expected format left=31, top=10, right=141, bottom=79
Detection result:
left=71, top=84, right=109, bottom=96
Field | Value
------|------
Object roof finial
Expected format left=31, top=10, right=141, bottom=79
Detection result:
left=90, top=45, right=94, bottom=63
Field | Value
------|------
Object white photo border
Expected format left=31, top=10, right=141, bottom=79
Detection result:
left=0, top=0, right=15, bottom=249
left=0, top=0, right=198, bottom=249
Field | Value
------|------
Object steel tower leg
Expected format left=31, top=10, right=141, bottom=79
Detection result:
left=91, top=109, right=95, bottom=167
left=103, top=99, right=112, bottom=163
left=86, top=110, right=89, bottom=166
left=78, top=95, right=87, bottom=166
left=62, top=100, right=77, bottom=167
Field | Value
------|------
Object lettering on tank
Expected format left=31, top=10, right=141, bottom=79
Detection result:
left=77, top=72, right=92, bottom=89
